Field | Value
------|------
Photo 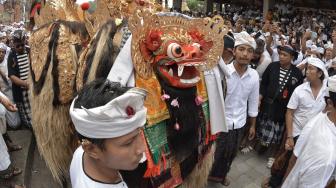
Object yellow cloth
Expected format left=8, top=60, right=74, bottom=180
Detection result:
left=135, top=73, right=208, bottom=126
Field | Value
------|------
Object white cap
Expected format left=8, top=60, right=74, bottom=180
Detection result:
left=309, top=45, right=318, bottom=53
left=307, top=57, right=328, bottom=79
left=70, top=87, right=148, bottom=139
left=0, top=32, right=6, bottom=38
left=0, top=43, right=7, bottom=50
left=324, top=41, right=333, bottom=50
left=306, top=40, right=313, bottom=48
left=234, top=31, right=256, bottom=50
left=317, top=47, right=324, bottom=55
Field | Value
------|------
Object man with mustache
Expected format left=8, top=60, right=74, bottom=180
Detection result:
left=7, top=30, right=31, bottom=129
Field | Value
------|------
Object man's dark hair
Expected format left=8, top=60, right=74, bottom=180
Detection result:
left=318, top=68, right=325, bottom=82
left=74, top=78, right=130, bottom=150
left=12, top=30, right=26, bottom=43
left=327, top=92, right=336, bottom=107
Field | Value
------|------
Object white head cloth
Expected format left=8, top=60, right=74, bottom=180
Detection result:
left=317, top=47, right=324, bottom=54
left=0, top=43, right=6, bottom=50
left=327, top=75, right=336, bottom=93
left=324, top=41, right=333, bottom=50
left=307, top=57, right=328, bottom=79
left=70, top=87, right=148, bottom=139
left=306, top=40, right=313, bottom=49
left=0, top=32, right=6, bottom=38
left=234, top=31, right=256, bottom=50
left=310, top=45, right=319, bottom=53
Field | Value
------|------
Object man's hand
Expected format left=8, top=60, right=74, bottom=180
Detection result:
left=285, top=137, right=295, bottom=151
left=271, top=24, right=277, bottom=34
left=303, top=31, right=312, bottom=40
left=1, top=97, right=17, bottom=112
left=22, top=81, right=29, bottom=90
left=248, top=126, right=256, bottom=140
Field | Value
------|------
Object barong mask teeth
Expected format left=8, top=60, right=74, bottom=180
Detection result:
left=129, top=10, right=228, bottom=88
left=70, top=87, right=148, bottom=139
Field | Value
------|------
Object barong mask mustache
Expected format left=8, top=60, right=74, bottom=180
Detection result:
left=70, top=87, right=148, bottom=139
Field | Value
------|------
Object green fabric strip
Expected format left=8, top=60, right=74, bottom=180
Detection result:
left=144, top=121, right=170, bottom=165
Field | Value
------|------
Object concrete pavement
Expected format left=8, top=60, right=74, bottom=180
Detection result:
left=3, top=130, right=271, bottom=188
left=207, top=150, right=270, bottom=188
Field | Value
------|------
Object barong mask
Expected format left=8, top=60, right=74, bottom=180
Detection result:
left=129, top=11, right=227, bottom=88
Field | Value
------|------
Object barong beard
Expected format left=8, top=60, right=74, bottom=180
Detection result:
left=157, top=76, right=205, bottom=162
left=70, top=87, right=148, bottom=139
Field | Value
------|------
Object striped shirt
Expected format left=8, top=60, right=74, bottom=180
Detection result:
left=16, top=53, right=29, bottom=81
left=279, top=67, right=290, bottom=92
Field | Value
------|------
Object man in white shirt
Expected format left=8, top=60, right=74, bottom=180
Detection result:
left=0, top=43, right=20, bottom=129
left=265, top=57, right=329, bottom=188
left=286, top=57, right=328, bottom=149
left=69, top=79, right=147, bottom=188
left=208, top=31, right=259, bottom=186
left=282, top=75, right=336, bottom=188
left=0, top=91, right=23, bottom=188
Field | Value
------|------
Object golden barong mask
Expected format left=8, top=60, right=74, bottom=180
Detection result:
left=129, top=11, right=228, bottom=88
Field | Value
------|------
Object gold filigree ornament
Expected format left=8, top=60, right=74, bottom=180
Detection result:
left=29, top=24, right=54, bottom=82
left=78, top=0, right=126, bottom=37
left=128, top=9, right=229, bottom=79
left=79, top=0, right=161, bottom=38
left=33, top=0, right=81, bottom=28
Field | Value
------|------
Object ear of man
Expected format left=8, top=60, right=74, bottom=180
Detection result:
left=82, top=142, right=102, bottom=160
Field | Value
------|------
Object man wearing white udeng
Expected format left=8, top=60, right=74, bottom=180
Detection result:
left=282, top=75, right=336, bottom=188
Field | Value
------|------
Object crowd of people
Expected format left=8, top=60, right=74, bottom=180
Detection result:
left=0, top=0, right=335, bottom=188
left=201, top=1, right=336, bottom=187
left=0, top=21, right=31, bottom=188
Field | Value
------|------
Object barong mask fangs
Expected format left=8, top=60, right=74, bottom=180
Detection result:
left=129, top=11, right=228, bottom=88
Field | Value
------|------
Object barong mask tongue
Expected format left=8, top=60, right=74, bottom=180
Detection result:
left=70, top=87, right=148, bottom=139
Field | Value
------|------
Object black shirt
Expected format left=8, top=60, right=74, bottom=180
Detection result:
left=7, top=48, right=30, bottom=102
left=260, top=61, right=304, bottom=122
